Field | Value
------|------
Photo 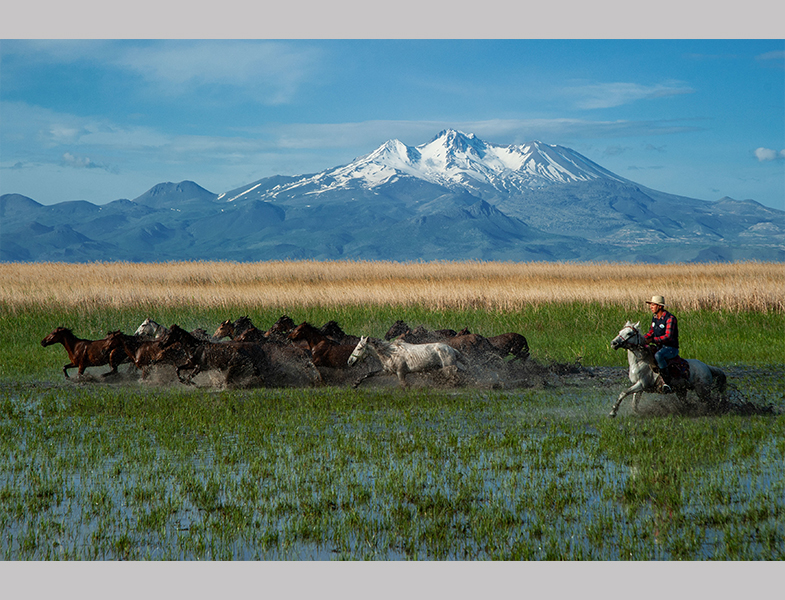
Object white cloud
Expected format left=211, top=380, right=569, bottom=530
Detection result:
left=565, top=81, right=695, bottom=110
left=754, top=147, right=785, bottom=161
left=756, top=50, right=785, bottom=62
left=61, top=152, right=116, bottom=173
left=111, top=41, right=321, bottom=105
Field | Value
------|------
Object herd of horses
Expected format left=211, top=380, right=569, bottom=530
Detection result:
left=40, top=316, right=733, bottom=415
left=40, top=316, right=530, bottom=390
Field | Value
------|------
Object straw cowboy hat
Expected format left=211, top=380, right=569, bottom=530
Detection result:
left=646, top=295, right=665, bottom=307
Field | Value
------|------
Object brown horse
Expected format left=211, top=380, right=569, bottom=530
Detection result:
left=319, top=320, right=361, bottom=346
left=159, top=325, right=269, bottom=387
left=265, top=315, right=297, bottom=339
left=458, top=327, right=530, bottom=362
left=288, top=322, right=357, bottom=369
left=41, top=327, right=128, bottom=378
left=487, top=332, right=530, bottom=362
left=214, top=317, right=322, bottom=386
left=385, top=321, right=457, bottom=342
left=107, top=331, right=187, bottom=379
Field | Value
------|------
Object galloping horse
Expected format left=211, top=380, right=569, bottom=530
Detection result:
left=214, top=316, right=266, bottom=343
left=456, top=328, right=530, bottom=362
left=136, top=318, right=211, bottom=341
left=214, top=317, right=323, bottom=386
left=320, top=320, right=361, bottom=346
left=159, top=325, right=269, bottom=387
left=288, top=322, right=357, bottom=369
left=107, top=331, right=187, bottom=380
left=608, top=321, right=727, bottom=418
left=348, top=336, right=468, bottom=388
left=134, top=318, right=168, bottom=340
left=41, top=327, right=128, bottom=378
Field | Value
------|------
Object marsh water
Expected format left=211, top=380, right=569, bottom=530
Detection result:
left=0, top=364, right=782, bottom=560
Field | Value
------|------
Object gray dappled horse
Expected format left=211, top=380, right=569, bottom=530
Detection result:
left=348, top=336, right=468, bottom=388
left=609, top=321, right=726, bottom=418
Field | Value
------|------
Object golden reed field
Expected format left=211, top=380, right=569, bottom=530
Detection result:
left=2, top=260, right=783, bottom=313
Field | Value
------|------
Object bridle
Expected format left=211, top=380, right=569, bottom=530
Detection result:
left=347, top=336, right=368, bottom=365
left=611, top=325, right=644, bottom=350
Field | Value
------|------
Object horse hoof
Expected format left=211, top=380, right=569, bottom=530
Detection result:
left=608, top=411, right=617, bottom=418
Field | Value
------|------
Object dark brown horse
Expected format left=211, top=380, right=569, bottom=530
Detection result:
left=458, top=327, right=530, bottom=362
left=265, top=315, right=297, bottom=339
left=41, top=327, right=128, bottom=378
left=319, top=320, right=361, bottom=346
left=159, top=325, right=269, bottom=387
left=213, top=316, right=266, bottom=343
left=213, top=317, right=322, bottom=386
left=486, top=332, right=530, bottom=362
left=288, top=322, right=357, bottom=369
left=107, top=331, right=187, bottom=379
left=385, top=321, right=457, bottom=342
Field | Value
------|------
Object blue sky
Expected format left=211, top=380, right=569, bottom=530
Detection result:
left=2, top=36, right=784, bottom=209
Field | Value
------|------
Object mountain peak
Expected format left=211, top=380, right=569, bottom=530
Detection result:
left=133, top=180, right=217, bottom=208
left=254, top=131, right=628, bottom=200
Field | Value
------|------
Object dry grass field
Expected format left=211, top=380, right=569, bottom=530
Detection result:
left=1, top=260, right=783, bottom=312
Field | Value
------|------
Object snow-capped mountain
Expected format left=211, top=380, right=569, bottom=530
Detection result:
left=226, top=129, right=626, bottom=203
left=2, top=130, right=783, bottom=263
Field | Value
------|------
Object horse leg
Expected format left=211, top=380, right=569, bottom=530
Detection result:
left=103, top=353, right=121, bottom=377
left=632, top=391, right=641, bottom=414
left=609, top=390, right=629, bottom=418
left=63, top=363, right=75, bottom=378
left=176, top=363, right=198, bottom=385
left=397, top=368, right=408, bottom=388
left=609, top=382, right=644, bottom=418
left=352, top=368, right=383, bottom=388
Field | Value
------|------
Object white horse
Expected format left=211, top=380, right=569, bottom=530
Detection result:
left=348, top=336, right=468, bottom=388
left=134, top=318, right=212, bottom=342
left=134, top=318, right=169, bottom=340
left=608, top=321, right=727, bottom=418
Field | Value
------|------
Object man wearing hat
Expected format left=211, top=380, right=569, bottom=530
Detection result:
left=644, top=295, right=679, bottom=393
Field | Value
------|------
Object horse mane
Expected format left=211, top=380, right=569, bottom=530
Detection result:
left=167, top=324, right=201, bottom=345
left=233, top=316, right=256, bottom=333
left=320, top=320, right=345, bottom=337
left=271, top=315, right=296, bottom=328
left=367, top=337, right=397, bottom=359
left=384, top=320, right=410, bottom=340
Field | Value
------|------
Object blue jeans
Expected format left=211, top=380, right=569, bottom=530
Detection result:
left=655, top=345, right=679, bottom=371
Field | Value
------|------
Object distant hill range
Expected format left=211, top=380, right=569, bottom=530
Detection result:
left=2, top=129, right=783, bottom=263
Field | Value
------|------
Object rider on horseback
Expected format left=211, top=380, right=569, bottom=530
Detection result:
left=644, top=295, right=679, bottom=394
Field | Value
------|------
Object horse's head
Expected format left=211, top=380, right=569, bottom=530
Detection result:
left=347, top=336, right=368, bottom=366
left=611, top=321, right=643, bottom=351
left=41, top=327, right=71, bottom=346
left=160, top=324, right=196, bottom=348
left=320, top=320, right=346, bottom=339
left=288, top=322, right=320, bottom=342
left=233, top=316, right=255, bottom=334
left=214, top=319, right=235, bottom=340
left=384, top=320, right=410, bottom=341
left=267, top=315, right=296, bottom=336
left=135, top=318, right=166, bottom=339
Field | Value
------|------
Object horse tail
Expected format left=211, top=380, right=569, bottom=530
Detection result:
left=709, top=366, right=727, bottom=393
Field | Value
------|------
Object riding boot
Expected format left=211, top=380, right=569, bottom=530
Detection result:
left=657, top=372, right=673, bottom=394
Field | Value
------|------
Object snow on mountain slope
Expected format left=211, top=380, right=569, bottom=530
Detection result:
left=246, top=129, right=626, bottom=201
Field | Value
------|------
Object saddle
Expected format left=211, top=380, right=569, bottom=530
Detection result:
left=666, top=356, right=690, bottom=382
